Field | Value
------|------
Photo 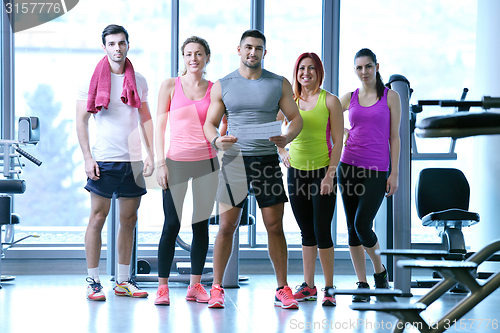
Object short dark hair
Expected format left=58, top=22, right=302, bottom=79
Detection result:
left=102, top=24, right=129, bottom=45
left=240, top=29, right=266, bottom=47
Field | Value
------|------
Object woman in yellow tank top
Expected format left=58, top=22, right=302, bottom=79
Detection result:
left=277, top=52, right=344, bottom=306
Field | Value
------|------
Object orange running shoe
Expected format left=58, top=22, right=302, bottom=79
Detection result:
left=275, top=286, right=299, bottom=309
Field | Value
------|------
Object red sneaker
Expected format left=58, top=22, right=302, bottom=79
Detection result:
left=186, top=283, right=210, bottom=303
left=293, top=282, right=317, bottom=301
left=322, top=286, right=337, bottom=306
left=208, top=284, right=225, bottom=308
left=155, top=284, right=170, bottom=305
left=275, top=286, right=299, bottom=309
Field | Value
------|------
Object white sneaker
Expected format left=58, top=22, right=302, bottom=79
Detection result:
left=86, top=277, right=106, bottom=301
left=114, top=279, right=148, bottom=298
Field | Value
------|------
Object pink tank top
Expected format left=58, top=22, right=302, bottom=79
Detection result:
left=340, top=87, right=391, bottom=171
left=166, top=77, right=216, bottom=161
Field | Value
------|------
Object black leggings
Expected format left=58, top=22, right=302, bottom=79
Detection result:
left=158, top=157, right=219, bottom=278
left=337, top=162, right=387, bottom=248
left=287, top=166, right=335, bottom=249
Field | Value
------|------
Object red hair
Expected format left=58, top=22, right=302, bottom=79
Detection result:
left=292, top=52, right=324, bottom=101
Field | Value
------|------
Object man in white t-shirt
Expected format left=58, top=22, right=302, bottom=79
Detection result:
left=76, top=24, right=154, bottom=301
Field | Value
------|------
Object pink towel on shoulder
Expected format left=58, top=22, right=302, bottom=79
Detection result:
left=87, top=56, right=142, bottom=113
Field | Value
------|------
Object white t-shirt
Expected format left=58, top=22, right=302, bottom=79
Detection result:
left=77, top=72, right=148, bottom=162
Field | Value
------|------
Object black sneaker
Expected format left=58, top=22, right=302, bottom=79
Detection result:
left=373, top=266, right=389, bottom=289
left=352, top=281, right=370, bottom=303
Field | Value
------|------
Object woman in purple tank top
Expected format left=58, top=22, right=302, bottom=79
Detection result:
left=337, top=48, right=401, bottom=303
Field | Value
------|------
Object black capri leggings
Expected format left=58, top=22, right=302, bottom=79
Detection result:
left=158, top=157, right=219, bottom=278
left=337, top=162, right=387, bottom=248
left=287, top=166, right=335, bottom=249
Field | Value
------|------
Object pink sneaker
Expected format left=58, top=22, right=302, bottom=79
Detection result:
left=293, top=282, right=317, bottom=301
left=155, top=284, right=170, bottom=305
left=322, top=286, right=337, bottom=306
left=208, top=284, right=225, bottom=308
left=186, top=283, right=210, bottom=303
left=275, top=286, right=299, bottom=309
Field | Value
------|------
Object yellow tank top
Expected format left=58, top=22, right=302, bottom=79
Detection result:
left=289, top=89, right=332, bottom=170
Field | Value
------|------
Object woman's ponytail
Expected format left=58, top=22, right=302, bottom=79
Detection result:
left=376, top=71, right=385, bottom=100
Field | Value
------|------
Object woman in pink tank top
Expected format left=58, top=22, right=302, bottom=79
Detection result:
left=338, top=48, right=401, bottom=302
left=154, top=36, right=224, bottom=305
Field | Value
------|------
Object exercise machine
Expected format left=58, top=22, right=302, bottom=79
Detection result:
left=386, top=74, right=412, bottom=295
left=337, top=97, right=500, bottom=332
left=107, top=193, right=255, bottom=287
left=406, top=87, right=479, bottom=290
left=411, top=87, right=472, bottom=161
left=0, top=117, right=42, bottom=288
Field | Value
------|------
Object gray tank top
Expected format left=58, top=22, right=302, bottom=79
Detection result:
left=220, top=69, right=283, bottom=156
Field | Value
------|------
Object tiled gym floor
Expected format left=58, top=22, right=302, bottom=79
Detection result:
left=1, top=274, right=499, bottom=333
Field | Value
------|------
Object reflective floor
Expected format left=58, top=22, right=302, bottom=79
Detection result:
left=1, top=274, right=499, bottom=333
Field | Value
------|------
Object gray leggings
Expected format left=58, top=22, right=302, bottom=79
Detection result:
left=158, top=158, right=218, bottom=278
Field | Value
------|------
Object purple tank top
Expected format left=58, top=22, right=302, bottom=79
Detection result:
left=340, top=87, right=391, bottom=171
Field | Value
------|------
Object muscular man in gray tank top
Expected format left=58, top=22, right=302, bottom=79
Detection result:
left=204, top=29, right=303, bottom=309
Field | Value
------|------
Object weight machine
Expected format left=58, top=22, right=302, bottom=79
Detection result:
left=0, top=117, right=42, bottom=288
left=340, top=97, right=500, bottom=333
left=411, top=87, right=473, bottom=161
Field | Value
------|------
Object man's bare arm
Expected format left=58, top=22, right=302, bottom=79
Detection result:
left=76, top=100, right=99, bottom=180
left=138, top=101, right=154, bottom=177
left=271, top=78, right=303, bottom=148
left=203, top=81, right=237, bottom=151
